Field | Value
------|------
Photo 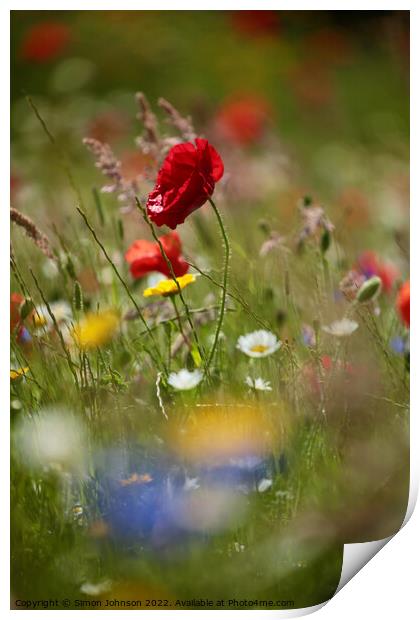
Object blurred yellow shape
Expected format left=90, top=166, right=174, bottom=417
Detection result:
left=32, top=312, right=47, bottom=327
left=143, top=274, right=195, bottom=298
left=10, top=367, right=29, bottom=380
left=251, top=344, right=269, bottom=353
left=72, top=310, right=119, bottom=349
left=168, top=403, right=288, bottom=466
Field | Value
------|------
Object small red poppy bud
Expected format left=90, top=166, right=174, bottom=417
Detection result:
left=396, top=281, right=410, bottom=327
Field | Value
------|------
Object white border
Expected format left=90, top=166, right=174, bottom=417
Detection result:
left=3, top=3, right=417, bottom=617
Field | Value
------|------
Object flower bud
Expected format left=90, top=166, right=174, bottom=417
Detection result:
left=20, top=298, right=34, bottom=321
left=73, top=281, right=83, bottom=312
left=356, top=276, right=382, bottom=303
left=320, top=229, right=331, bottom=254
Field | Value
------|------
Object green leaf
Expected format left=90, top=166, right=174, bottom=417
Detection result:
left=92, top=186, right=105, bottom=226
left=191, top=343, right=202, bottom=368
left=66, top=255, right=77, bottom=280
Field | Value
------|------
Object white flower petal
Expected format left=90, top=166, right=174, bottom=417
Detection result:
left=245, top=376, right=272, bottom=392
left=167, top=369, right=203, bottom=391
left=80, top=580, right=112, bottom=596
left=322, top=318, right=359, bottom=337
left=237, top=330, right=281, bottom=358
left=258, top=478, right=273, bottom=493
left=14, top=407, right=87, bottom=473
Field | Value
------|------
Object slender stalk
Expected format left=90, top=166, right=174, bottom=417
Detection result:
left=130, top=304, right=235, bottom=338
left=26, top=95, right=85, bottom=210
left=135, top=197, right=206, bottom=368
left=170, top=296, right=190, bottom=348
left=186, top=259, right=270, bottom=331
left=29, top=269, right=80, bottom=391
left=205, top=198, right=230, bottom=373
left=76, top=207, right=165, bottom=372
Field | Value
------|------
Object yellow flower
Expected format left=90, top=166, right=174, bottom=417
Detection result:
left=167, top=403, right=288, bottom=466
left=143, top=274, right=196, bottom=298
left=72, top=310, right=120, bottom=350
left=10, top=367, right=29, bottom=381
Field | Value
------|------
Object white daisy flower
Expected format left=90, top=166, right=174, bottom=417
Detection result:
left=80, top=580, right=112, bottom=596
left=41, top=259, right=59, bottom=279
left=322, top=318, right=359, bottom=337
left=100, top=266, right=114, bottom=286
left=245, top=376, right=272, bottom=392
left=167, top=369, right=203, bottom=391
left=14, top=407, right=87, bottom=473
left=258, top=478, right=273, bottom=493
left=237, top=330, right=281, bottom=358
left=33, top=301, right=72, bottom=331
left=184, top=476, right=200, bottom=492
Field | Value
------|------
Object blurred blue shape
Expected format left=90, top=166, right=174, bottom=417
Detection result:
left=90, top=445, right=288, bottom=550
left=390, top=336, right=406, bottom=355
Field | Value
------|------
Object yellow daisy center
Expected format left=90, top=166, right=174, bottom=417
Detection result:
left=251, top=344, right=269, bottom=353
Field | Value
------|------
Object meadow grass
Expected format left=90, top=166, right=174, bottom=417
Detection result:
left=10, top=93, right=409, bottom=610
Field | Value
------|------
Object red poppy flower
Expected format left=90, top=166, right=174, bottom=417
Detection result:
left=146, top=138, right=224, bottom=229
left=304, top=28, right=353, bottom=67
left=290, top=61, right=334, bottom=109
left=357, top=251, right=399, bottom=294
left=215, top=96, right=270, bottom=146
left=87, top=110, right=129, bottom=144
left=125, top=231, right=188, bottom=279
left=230, top=11, right=280, bottom=38
left=11, top=172, right=21, bottom=202
left=396, top=281, right=410, bottom=327
left=21, top=22, right=71, bottom=63
left=11, top=293, right=24, bottom=334
left=304, top=354, right=354, bottom=397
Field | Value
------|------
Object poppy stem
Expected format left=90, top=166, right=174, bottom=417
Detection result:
left=206, top=198, right=230, bottom=373
left=76, top=207, right=165, bottom=373
left=170, top=296, right=190, bottom=349
left=135, top=198, right=206, bottom=372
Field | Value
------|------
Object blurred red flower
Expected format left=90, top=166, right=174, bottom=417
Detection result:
left=120, top=150, right=155, bottom=182
left=357, top=251, right=399, bottom=294
left=21, top=22, right=71, bottom=63
left=303, top=354, right=354, bottom=397
left=289, top=61, right=334, bottom=109
left=396, top=281, right=410, bottom=327
left=337, top=187, right=370, bottom=229
left=304, top=28, right=353, bottom=67
left=10, top=293, right=24, bottom=334
left=215, top=96, right=270, bottom=146
left=230, top=11, right=280, bottom=38
left=87, top=111, right=129, bottom=144
left=125, top=231, right=188, bottom=279
left=146, top=138, right=224, bottom=229
left=11, top=172, right=21, bottom=202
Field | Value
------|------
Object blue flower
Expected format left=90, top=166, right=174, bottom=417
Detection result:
left=390, top=336, right=406, bottom=355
